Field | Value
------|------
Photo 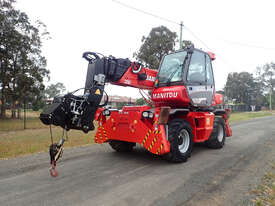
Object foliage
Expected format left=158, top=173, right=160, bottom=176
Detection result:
left=0, top=0, right=49, bottom=118
left=136, top=97, right=147, bottom=105
left=133, top=26, right=177, bottom=70
left=44, top=82, right=66, bottom=99
left=224, top=64, right=275, bottom=108
left=116, top=102, right=128, bottom=109
left=31, top=96, right=45, bottom=111
left=181, top=40, right=193, bottom=49
left=224, top=72, right=264, bottom=105
left=255, top=63, right=275, bottom=109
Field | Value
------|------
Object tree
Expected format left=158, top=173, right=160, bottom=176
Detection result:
left=181, top=40, right=193, bottom=49
left=44, top=83, right=66, bottom=99
left=32, top=94, right=45, bottom=111
left=255, top=63, right=275, bottom=109
left=0, top=0, right=50, bottom=118
left=224, top=72, right=263, bottom=105
left=133, top=26, right=177, bottom=70
left=136, top=98, right=146, bottom=105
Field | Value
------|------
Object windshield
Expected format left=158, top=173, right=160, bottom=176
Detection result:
left=158, top=51, right=187, bottom=84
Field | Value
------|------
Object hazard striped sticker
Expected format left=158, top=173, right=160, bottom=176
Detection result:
left=141, top=129, right=151, bottom=146
left=153, top=130, right=161, bottom=134
left=156, top=144, right=164, bottom=155
left=148, top=136, right=157, bottom=151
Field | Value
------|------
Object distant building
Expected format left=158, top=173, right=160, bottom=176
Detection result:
left=104, top=95, right=137, bottom=108
left=43, top=95, right=137, bottom=109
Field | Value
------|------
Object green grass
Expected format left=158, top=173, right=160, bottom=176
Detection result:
left=0, top=109, right=98, bottom=159
left=249, top=162, right=275, bottom=206
left=229, top=111, right=273, bottom=123
left=0, top=127, right=95, bottom=159
left=0, top=118, right=48, bottom=131
left=0, top=110, right=46, bottom=131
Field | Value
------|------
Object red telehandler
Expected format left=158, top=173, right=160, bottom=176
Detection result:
left=40, top=46, right=232, bottom=177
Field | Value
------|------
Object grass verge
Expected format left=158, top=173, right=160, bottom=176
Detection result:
left=249, top=162, right=275, bottom=206
left=0, top=127, right=95, bottom=159
left=0, top=118, right=47, bottom=131
left=229, top=111, right=272, bottom=123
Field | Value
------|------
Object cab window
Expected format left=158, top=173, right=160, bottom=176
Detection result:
left=187, top=51, right=206, bottom=83
left=206, top=55, right=214, bottom=85
left=158, top=51, right=187, bottom=84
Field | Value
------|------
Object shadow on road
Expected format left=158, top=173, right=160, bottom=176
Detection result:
left=108, top=143, right=210, bottom=165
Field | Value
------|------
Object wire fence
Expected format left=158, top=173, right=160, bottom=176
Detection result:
left=0, top=109, right=46, bottom=131
left=216, top=104, right=262, bottom=112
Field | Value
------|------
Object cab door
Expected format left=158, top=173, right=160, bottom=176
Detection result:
left=205, top=53, right=215, bottom=106
left=186, top=50, right=215, bottom=107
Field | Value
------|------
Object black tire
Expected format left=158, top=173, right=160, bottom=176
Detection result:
left=164, top=119, right=193, bottom=163
left=205, top=117, right=226, bottom=149
left=109, top=140, right=136, bottom=152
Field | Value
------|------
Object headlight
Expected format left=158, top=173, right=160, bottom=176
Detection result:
left=142, top=111, right=154, bottom=119
left=142, top=111, right=149, bottom=118
left=102, top=109, right=111, bottom=116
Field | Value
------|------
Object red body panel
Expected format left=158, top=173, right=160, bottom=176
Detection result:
left=95, top=106, right=170, bottom=155
left=94, top=106, right=219, bottom=155
left=207, top=51, right=216, bottom=60
left=152, top=85, right=190, bottom=108
left=223, top=109, right=232, bottom=137
left=176, top=112, right=215, bottom=142
left=112, top=63, right=157, bottom=90
left=214, top=93, right=223, bottom=105
left=225, top=119, right=232, bottom=137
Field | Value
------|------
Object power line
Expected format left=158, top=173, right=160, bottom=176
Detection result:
left=184, top=26, right=212, bottom=50
left=112, top=0, right=238, bottom=71
left=112, top=0, right=213, bottom=51
left=112, top=0, right=209, bottom=50
left=112, top=0, right=179, bottom=26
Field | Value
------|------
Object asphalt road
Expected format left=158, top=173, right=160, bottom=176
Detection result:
left=0, top=115, right=274, bottom=206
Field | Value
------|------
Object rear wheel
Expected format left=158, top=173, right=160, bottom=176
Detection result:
left=205, top=117, right=226, bottom=149
left=109, top=140, right=136, bottom=152
left=164, top=119, right=193, bottom=163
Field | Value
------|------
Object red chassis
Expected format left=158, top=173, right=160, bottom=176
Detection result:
left=93, top=58, right=232, bottom=156
left=94, top=105, right=231, bottom=156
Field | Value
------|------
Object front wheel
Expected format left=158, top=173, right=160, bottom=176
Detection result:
left=205, top=117, right=226, bottom=149
left=164, top=119, right=193, bottom=163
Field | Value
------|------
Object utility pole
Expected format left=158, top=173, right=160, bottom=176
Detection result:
left=24, top=98, right=26, bottom=129
left=270, top=86, right=272, bottom=111
left=179, top=21, right=183, bottom=50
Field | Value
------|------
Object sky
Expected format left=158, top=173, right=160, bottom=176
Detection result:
left=16, top=0, right=275, bottom=98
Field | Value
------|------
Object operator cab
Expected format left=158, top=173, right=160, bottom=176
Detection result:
left=154, top=47, right=215, bottom=108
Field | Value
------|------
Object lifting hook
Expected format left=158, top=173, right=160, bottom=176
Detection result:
left=49, top=160, right=58, bottom=177
left=49, top=138, right=65, bottom=177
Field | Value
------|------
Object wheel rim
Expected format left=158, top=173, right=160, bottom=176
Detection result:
left=217, top=124, right=224, bottom=142
left=178, top=129, right=190, bottom=153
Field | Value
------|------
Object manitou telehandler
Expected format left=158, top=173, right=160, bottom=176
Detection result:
left=40, top=46, right=232, bottom=177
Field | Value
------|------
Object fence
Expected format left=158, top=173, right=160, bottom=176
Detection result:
left=0, top=109, right=46, bottom=131
left=215, top=104, right=262, bottom=112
